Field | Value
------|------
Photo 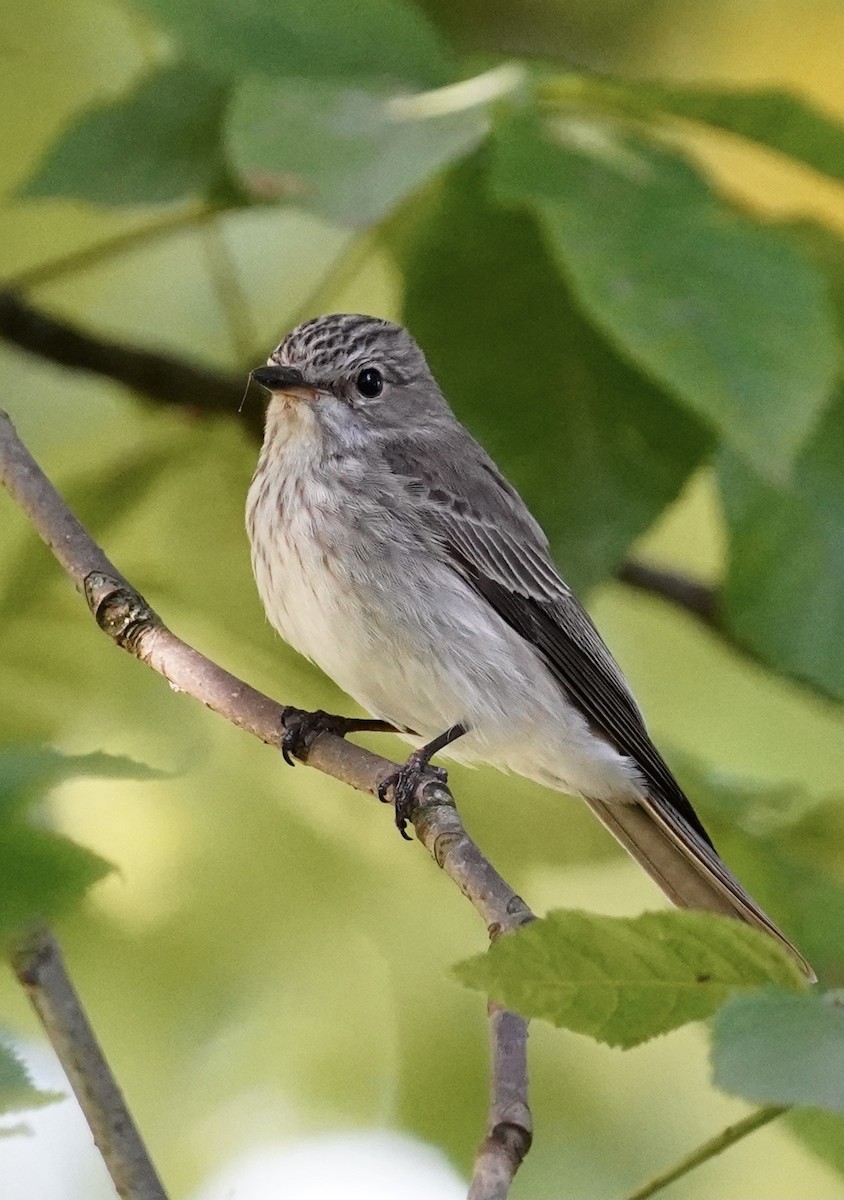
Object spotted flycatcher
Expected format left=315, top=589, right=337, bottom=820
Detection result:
left=247, top=312, right=811, bottom=977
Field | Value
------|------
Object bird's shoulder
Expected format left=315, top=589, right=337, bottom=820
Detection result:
left=378, top=422, right=567, bottom=604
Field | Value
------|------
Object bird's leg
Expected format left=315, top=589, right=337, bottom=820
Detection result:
left=280, top=706, right=401, bottom=766
left=377, top=723, right=468, bottom=839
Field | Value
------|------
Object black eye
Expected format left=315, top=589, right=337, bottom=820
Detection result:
left=356, top=367, right=383, bottom=398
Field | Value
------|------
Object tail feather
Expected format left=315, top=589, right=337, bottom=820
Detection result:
left=583, top=793, right=816, bottom=982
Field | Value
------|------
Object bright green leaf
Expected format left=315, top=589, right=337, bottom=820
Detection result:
left=718, top=390, right=844, bottom=702
left=454, top=909, right=805, bottom=1049
left=135, top=0, right=452, bottom=87
left=713, top=988, right=844, bottom=1113
left=227, top=76, right=490, bottom=226
left=22, top=64, right=230, bottom=205
left=493, top=112, right=839, bottom=480
left=0, top=1042, right=63, bottom=1120
left=393, top=155, right=709, bottom=591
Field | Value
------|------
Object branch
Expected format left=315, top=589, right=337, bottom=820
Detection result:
left=5, top=205, right=214, bottom=293
left=10, top=926, right=168, bottom=1200
left=468, top=1003, right=532, bottom=1200
left=3, top=285, right=835, bottom=695
left=0, top=297, right=745, bottom=674
left=0, top=408, right=533, bottom=1196
left=5, top=289, right=835, bottom=709
left=616, top=559, right=718, bottom=627
left=0, top=300, right=735, bottom=654
left=621, top=1105, right=787, bottom=1200
left=0, top=290, right=260, bottom=434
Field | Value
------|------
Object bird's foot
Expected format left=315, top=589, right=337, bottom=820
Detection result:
left=280, top=707, right=354, bottom=765
left=377, top=751, right=449, bottom=840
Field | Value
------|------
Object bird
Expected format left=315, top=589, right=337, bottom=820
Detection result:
left=247, top=311, right=813, bottom=979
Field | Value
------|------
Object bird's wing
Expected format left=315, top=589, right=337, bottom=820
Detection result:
left=380, top=429, right=710, bottom=844
left=380, top=428, right=815, bottom=977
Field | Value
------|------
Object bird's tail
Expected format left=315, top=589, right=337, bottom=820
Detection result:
left=583, top=792, right=815, bottom=981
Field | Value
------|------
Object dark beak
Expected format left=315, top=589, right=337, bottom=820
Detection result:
left=250, top=364, right=309, bottom=391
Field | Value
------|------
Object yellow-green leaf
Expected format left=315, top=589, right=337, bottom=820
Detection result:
left=454, top=909, right=806, bottom=1049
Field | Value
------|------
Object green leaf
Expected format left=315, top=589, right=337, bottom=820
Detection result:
left=544, top=76, right=844, bottom=186
left=713, top=988, right=844, bottom=1113
left=493, top=112, right=839, bottom=480
left=136, top=0, right=452, bottom=87
left=0, top=746, right=160, bottom=938
left=627, top=82, right=844, bottom=186
left=0, top=1042, right=63, bottom=1120
left=454, top=909, right=805, bottom=1049
left=392, top=155, right=709, bottom=591
left=0, top=825, right=111, bottom=941
left=227, top=75, right=490, bottom=226
left=22, top=64, right=230, bottom=205
left=0, top=746, right=164, bottom=819
left=671, top=757, right=843, bottom=982
left=788, top=1109, right=844, bottom=1179
left=718, top=389, right=844, bottom=702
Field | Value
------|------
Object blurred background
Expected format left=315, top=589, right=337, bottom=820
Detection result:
left=3, top=0, right=844, bottom=1196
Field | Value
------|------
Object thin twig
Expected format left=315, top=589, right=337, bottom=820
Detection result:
left=200, top=219, right=255, bottom=365
left=1, top=270, right=842, bottom=712
left=616, top=559, right=719, bottom=627
left=283, top=228, right=378, bottom=336
left=0, top=303, right=737, bottom=652
left=4, top=205, right=215, bottom=293
left=0, top=408, right=532, bottom=1196
left=621, top=1105, right=788, bottom=1200
left=616, top=560, right=842, bottom=704
left=10, top=926, right=168, bottom=1200
left=468, top=1003, right=533, bottom=1200
left=0, top=291, right=260, bottom=435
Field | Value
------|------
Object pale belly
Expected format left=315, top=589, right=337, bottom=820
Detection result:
left=248, top=488, right=642, bottom=805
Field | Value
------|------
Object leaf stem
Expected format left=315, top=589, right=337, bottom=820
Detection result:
left=5, top=203, right=216, bottom=293
left=201, top=217, right=255, bottom=365
left=621, top=1105, right=788, bottom=1200
left=284, top=227, right=379, bottom=333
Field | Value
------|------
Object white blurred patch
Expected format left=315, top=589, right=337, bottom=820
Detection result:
left=0, top=1041, right=114, bottom=1200
left=193, top=1132, right=466, bottom=1200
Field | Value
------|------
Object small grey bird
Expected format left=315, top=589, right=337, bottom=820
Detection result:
left=247, top=312, right=812, bottom=978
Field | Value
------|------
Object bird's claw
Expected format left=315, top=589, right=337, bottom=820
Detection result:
left=280, top=707, right=347, bottom=765
left=377, top=755, right=448, bottom=840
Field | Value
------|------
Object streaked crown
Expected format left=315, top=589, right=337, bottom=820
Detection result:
left=272, top=313, right=430, bottom=389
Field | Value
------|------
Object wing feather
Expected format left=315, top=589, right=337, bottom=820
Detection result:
left=381, top=430, right=711, bottom=843
left=378, top=428, right=813, bottom=977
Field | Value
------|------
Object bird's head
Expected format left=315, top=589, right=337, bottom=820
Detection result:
left=251, top=313, right=450, bottom=447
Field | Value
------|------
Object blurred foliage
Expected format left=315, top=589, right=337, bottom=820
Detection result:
left=712, top=988, right=844, bottom=1114
left=3, top=0, right=844, bottom=1197
left=0, top=748, right=155, bottom=943
left=395, top=155, right=710, bottom=588
left=0, top=1042, right=63, bottom=1127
